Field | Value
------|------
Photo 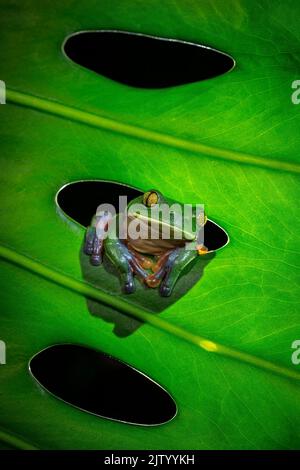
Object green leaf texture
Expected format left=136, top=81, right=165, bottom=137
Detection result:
left=0, top=0, right=299, bottom=449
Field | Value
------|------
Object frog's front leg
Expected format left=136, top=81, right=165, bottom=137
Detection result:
left=105, top=236, right=148, bottom=294
left=161, top=248, right=199, bottom=297
left=84, top=212, right=112, bottom=265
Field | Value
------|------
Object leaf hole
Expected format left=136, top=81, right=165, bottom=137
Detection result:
left=29, top=344, right=177, bottom=426
left=63, top=30, right=235, bottom=88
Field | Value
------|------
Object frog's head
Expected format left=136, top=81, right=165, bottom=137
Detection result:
left=127, top=190, right=206, bottom=242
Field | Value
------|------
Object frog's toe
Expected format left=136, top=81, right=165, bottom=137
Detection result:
left=122, top=273, right=135, bottom=294
left=145, top=274, right=161, bottom=288
left=90, top=254, right=102, bottom=266
left=84, top=242, right=93, bottom=255
left=159, top=282, right=172, bottom=297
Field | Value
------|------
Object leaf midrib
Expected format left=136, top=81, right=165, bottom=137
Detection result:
left=6, top=88, right=300, bottom=175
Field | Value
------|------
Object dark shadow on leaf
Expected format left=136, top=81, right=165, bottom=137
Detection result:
left=80, top=244, right=215, bottom=337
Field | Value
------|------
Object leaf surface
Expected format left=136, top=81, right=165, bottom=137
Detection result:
left=0, top=0, right=299, bottom=449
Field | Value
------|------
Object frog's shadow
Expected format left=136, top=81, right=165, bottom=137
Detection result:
left=80, top=243, right=215, bottom=338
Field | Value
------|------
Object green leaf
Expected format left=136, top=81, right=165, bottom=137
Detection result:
left=0, top=0, right=300, bottom=450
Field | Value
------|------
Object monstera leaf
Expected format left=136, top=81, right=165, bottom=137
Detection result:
left=0, top=0, right=300, bottom=450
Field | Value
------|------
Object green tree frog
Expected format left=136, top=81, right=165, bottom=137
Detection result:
left=84, top=190, right=207, bottom=297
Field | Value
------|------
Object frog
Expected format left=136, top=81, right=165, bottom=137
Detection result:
left=84, top=190, right=208, bottom=297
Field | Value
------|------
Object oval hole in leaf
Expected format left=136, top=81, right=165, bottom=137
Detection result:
left=63, top=30, right=235, bottom=88
left=56, top=180, right=229, bottom=252
left=29, top=344, right=177, bottom=426
left=56, top=180, right=141, bottom=227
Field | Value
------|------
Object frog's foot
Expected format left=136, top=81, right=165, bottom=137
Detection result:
left=120, top=271, right=135, bottom=294
left=84, top=226, right=95, bottom=255
left=196, top=244, right=209, bottom=256
left=145, top=250, right=178, bottom=290
left=84, top=212, right=112, bottom=266
left=84, top=227, right=103, bottom=265
left=159, top=272, right=175, bottom=297
left=91, top=237, right=103, bottom=266
left=159, top=250, right=182, bottom=297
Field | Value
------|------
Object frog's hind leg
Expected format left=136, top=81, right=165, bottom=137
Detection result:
left=145, top=250, right=173, bottom=288
left=84, top=212, right=111, bottom=265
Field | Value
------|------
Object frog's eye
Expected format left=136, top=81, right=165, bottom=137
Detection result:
left=197, top=213, right=207, bottom=226
left=143, top=190, right=159, bottom=207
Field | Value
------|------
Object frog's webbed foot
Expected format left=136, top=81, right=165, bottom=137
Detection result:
left=120, top=271, right=135, bottom=294
left=84, top=226, right=103, bottom=265
left=146, top=248, right=199, bottom=297
left=144, top=250, right=177, bottom=291
left=84, top=212, right=111, bottom=266
left=84, top=225, right=96, bottom=255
